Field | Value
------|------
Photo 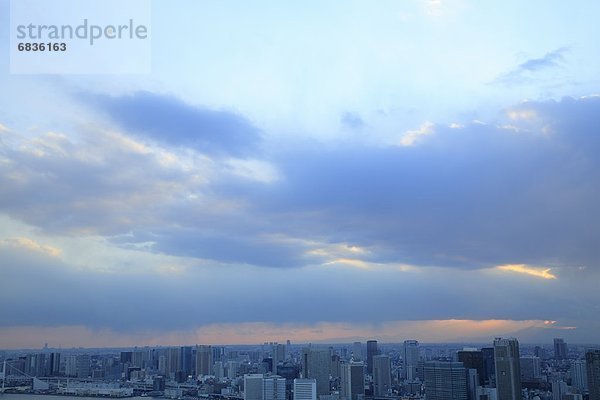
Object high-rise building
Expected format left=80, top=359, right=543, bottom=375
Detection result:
left=302, top=346, right=331, bottom=396
left=167, top=347, right=180, bottom=376
left=158, top=355, right=167, bottom=374
left=245, top=374, right=265, bottom=400
left=132, top=349, right=147, bottom=369
left=571, top=359, right=588, bottom=392
left=341, top=362, right=365, bottom=400
left=520, top=356, right=541, bottom=381
left=404, top=340, right=420, bottom=380
left=331, top=354, right=342, bottom=380
left=120, top=351, right=133, bottom=364
left=554, top=339, right=568, bottom=360
left=196, top=345, right=212, bottom=377
left=65, top=355, right=77, bottom=377
left=76, top=354, right=91, bottom=379
left=367, top=341, right=379, bottom=375
left=228, top=361, right=239, bottom=379
left=49, top=352, right=60, bottom=376
left=214, top=361, right=224, bottom=380
left=264, top=375, right=286, bottom=400
left=294, top=378, right=317, bottom=400
left=494, top=338, right=521, bottom=400
left=552, top=380, right=568, bottom=400
left=466, top=368, right=479, bottom=400
left=261, top=358, right=274, bottom=374
left=373, top=355, right=391, bottom=397
left=586, top=349, right=600, bottom=400
left=180, top=346, right=193, bottom=375
left=424, top=361, right=467, bottom=400
left=273, top=344, right=286, bottom=363
left=213, top=346, right=225, bottom=363
left=353, top=342, right=363, bottom=361
left=458, top=349, right=485, bottom=386
left=481, top=348, right=495, bottom=386
left=24, top=353, right=46, bottom=377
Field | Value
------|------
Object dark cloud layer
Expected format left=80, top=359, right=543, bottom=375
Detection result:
left=84, top=91, right=261, bottom=156
left=2, top=96, right=600, bottom=272
left=2, top=95, right=600, bottom=338
left=1, top=241, right=598, bottom=333
left=204, top=96, right=600, bottom=270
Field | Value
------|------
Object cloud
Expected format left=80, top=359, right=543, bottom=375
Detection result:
left=496, top=264, right=557, bottom=280
left=341, top=112, right=365, bottom=129
left=0, top=128, right=196, bottom=235
left=0, top=237, right=61, bottom=257
left=399, top=121, right=435, bottom=146
left=82, top=91, right=262, bottom=156
left=2, top=96, right=600, bottom=273
left=247, top=96, right=600, bottom=272
left=2, top=95, right=600, bottom=344
left=495, top=47, right=569, bottom=86
left=518, top=48, right=568, bottom=72
left=1, top=231, right=598, bottom=336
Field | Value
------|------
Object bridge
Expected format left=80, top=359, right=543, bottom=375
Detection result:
left=1, top=360, right=51, bottom=392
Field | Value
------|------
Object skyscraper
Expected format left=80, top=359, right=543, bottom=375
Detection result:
left=494, top=338, right=521, bottom=400
left=294, top=379, right=317, bottom=400
left=76, top=354, right=91, bottom=379
left=353, top=342, right=363, bottom=361
left=245, top=374, right=265, bottom=400
left=214, top=361, right=224, bottom=380
left=228, top=361, right=239, bottom=379
left=165, top=347, right=179, bottom=377
left=571, top=359, right=588, bottom=392
left=49, top=352, right=61, bottom=376
left=264, top=375, right=286, bottom=400
left=341, top=362, right=365, bottom=400
left=404, top=340, right=419, bottom=380
left=458, top=349, right=485, bottom=386
left=552, top=380, right=568, bottom=400
left=180, top=346, right=193, bottom=375
left=373, top=355, right=391, bottom=397
left=196, top=345, right=212, bottom=377
left=481, top=348, right=495, bottom=385
left=302, top=346, right=331, bottom=396
left=466, top=368, right=479, bottom=400
left=554, top=339, right=568, bottom=360
left=520, top=356, right=541, bottom=381
left=367, top=340, right=379, bottom=375
left=331, top=354, right=342, bottom=380
left=273, top=343, right=286, bottom=363
left=586, top=349, right=600, bottom=400
left=424, top=361, right=467, bottom=400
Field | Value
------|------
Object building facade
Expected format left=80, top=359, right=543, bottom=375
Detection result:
left=424, top=361, right=467, bottom=400
left=493, top=338, right=521, bottom=400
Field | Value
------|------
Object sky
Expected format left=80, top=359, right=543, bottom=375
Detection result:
left=1, top=0, right=600, bottom=349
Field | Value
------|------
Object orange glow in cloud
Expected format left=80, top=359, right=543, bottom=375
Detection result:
left=0, top=319, right=555, bottom=349
left=496, top=264, right=557, bottom=280
left=0, top=237, right=61, bottom=257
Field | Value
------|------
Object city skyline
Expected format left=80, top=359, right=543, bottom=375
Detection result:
left=2, top=0, right=600, bottom=349
left=3, top=335, right=599, bottom=400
